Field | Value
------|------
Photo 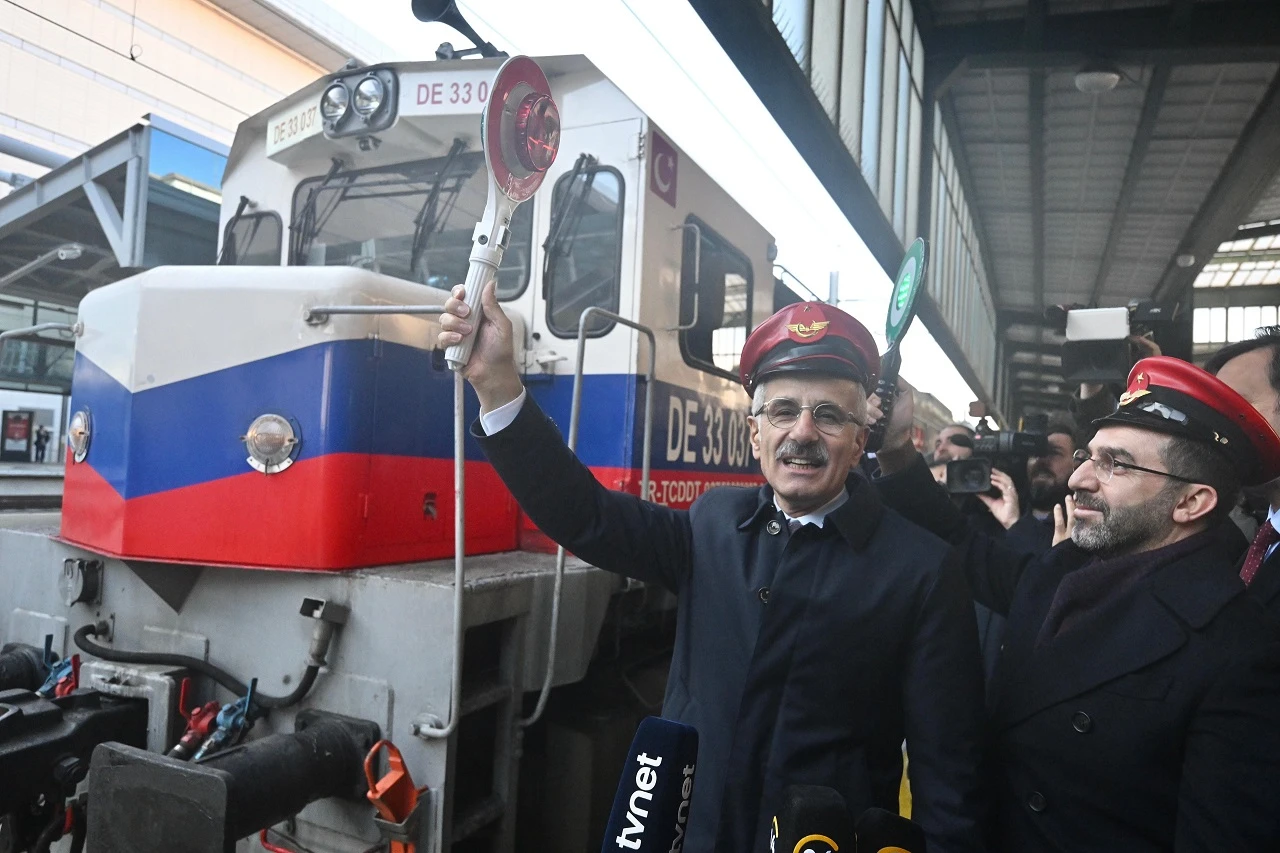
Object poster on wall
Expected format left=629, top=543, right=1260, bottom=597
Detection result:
left=1, top=410, right=34, bottom=462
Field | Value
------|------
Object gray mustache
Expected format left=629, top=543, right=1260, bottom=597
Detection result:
left=776, top=440, right=829, bottom=464
left=1074, top=494, right=1107, bottom=515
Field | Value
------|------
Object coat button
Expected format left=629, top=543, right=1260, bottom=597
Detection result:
left=766, top=520, right=782, bottom=535
left=1027, top=791, right=1047, bottom=813
left=1072, top=711, right=1092, bottom=733
left=758, top=587, right=770, bottom=603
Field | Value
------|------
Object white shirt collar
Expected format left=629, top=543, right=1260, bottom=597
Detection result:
left=774, top=490, right=849, bottom=529
left=1267, top=503, right=1280, bottom=534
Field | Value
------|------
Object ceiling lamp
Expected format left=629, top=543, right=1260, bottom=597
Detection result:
left=1075, top=61, right=1123, bottom=94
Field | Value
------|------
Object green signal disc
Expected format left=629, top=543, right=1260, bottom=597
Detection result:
left=886, top=237, right=927, bottom=345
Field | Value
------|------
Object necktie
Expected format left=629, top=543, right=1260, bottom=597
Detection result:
left=1240, top=522, right=1280, bottom=586
left=788, top=518, right=802, bottom=533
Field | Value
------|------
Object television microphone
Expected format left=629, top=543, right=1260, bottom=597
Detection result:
left=768, top=785, right=853, bottom=853
left=600, top=716, right=698, bottom=853
left=854, top=807, right=927, bottom=853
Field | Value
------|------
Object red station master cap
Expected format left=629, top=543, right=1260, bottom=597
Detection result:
left=739, top=302, right=880, bottom=394
left=1094, top=356, right=1280, bottom=485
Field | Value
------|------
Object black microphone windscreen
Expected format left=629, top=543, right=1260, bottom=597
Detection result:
left=854, top=807, right=927, bottom=853
left=600, top=716, right=698, bottom=853
left=769, top=785, right=853, bottom=853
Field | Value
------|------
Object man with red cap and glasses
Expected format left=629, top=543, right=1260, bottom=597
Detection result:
left=872, top=356, right=1280, bottom=851
left=439, top=284, right=986, bottom=853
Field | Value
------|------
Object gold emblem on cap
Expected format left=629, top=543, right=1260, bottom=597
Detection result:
left=787, top=320, right=829, bottom=338
left=1118, top=388, right=1150, bottom=406
left=1214, top=431, right=1229, bottom=445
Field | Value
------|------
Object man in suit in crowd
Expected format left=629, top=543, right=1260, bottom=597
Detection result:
left=1205, top=326, right=1280, bottom=619
left=872, top=356, right=1280, bottom=852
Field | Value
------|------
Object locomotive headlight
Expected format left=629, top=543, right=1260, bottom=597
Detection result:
left=320, top=83, right=350, bottom=121
left=352, top=76, right=386, bottom=118
left=242, top=414, right=298, bottom=474
left=513, top=93, right=560, bottom=173
left=68, top=409, right=91, bottom=463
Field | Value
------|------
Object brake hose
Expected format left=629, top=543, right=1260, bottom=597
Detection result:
left=73, top=624, right=318, bottom=709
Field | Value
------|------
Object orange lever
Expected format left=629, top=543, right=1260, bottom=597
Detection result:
left=365, top=740, right=426, bottom=853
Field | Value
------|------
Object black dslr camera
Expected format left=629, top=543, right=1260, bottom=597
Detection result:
left=945, top=415, right=1049, bottom=496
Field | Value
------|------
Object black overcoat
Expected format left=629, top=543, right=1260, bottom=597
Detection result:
left=877, top=455, right=1280, bottom=852
left=475, top=398, right=987, bottom=853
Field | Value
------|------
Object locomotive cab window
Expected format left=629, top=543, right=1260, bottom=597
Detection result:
left=545, top=165, right=624, bottom=337
left=679, top=217, right=753, bottom=379
left=220, top=211, right=282, bottom=265
left=289, top=152, right=533, bottom=299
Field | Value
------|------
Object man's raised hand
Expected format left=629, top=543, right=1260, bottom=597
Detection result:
left=438, top=280, right=525, bottom=412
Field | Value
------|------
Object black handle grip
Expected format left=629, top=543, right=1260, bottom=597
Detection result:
left=866, top=346, right=903, bottom=453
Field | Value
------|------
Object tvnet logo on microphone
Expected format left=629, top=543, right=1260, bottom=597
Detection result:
left=603, top=717, right=697, bottom=853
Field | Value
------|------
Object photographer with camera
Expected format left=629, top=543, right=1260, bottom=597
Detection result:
left=975, top=423, right=1078, bottom=557
left=933, top=424, right=977, bottom=463
left=1051, top=301, right=1166, bottom=445
left=869, top=358, right=1280, bottom=851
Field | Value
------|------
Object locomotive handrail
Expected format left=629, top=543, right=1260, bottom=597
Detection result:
left=521, top=305, right=657, bottom=728
left=669, top=222, right=703, bottom=332
left=302, top=301, right=465, bottom=740
left=304, top=304, right=448, bottom=325
left=416, top=368, right=469, bottom=740
left=0, top=321, right=83, bottom=341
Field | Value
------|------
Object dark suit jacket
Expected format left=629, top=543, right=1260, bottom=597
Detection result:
left=475, top=398, right=986, bottom=853
left=877, top=455, right=1280, bottom=852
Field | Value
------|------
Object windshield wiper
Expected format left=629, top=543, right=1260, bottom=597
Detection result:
left=289, top=158, right=346, bottom=264
left=217, top=196, right=253, bottom=265
left=542, top=153, right=599, bottom=288
left=409, top=138, right=468, bottom=281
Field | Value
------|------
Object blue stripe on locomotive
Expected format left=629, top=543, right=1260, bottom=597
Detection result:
left=69, top=340, right=759, bottom=500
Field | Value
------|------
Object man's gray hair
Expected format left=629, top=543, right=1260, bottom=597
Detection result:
left=751, top=379, right=869, bottom=424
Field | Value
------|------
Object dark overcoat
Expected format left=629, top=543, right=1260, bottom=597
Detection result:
left=877, top=455, right=1280, bottom=852
left=475, top=398, right=987, bottom=853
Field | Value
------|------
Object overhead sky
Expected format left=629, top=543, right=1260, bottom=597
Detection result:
left=320, top=0, right=981, bottom=420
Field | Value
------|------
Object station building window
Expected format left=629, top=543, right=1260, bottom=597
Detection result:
left=679, top=216, right=754, bottom=379
left=545, top=167, right=625, bottom=338
left=221, top=211, right=282, bottom=265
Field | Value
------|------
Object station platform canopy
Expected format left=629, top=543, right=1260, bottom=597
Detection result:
left=691, top=0, right=1280, bottom=418
left=0, top=116, right=224, bottom=310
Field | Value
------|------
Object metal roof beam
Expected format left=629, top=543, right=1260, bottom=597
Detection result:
left=1028, top=0, right=1047, bottom=318
left=927, top=2, right=1280, bottom=72
left=1193, top=283, right=1280, bottom=309
left=1006, top=340, right=1063, bottom=358
left=999, top=308, right=1055, bottom=329
left=1233, top=220, right=1280, bottom=240
left=1154, top=72, right=1280, bottom=306
left=1030, top=71, right=1045, bottom=316
left=1087, top=66, right=1171, bottom=307
left=1088, top=0, right=1193, bottom=306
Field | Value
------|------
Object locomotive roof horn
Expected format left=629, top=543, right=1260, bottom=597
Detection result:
left=410, top=0, right=507, bottom=60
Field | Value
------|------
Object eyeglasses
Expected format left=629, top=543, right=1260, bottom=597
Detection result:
left=1071, top=448, right=1197, bottom=484
left=752, top=398, right=864, bottom=436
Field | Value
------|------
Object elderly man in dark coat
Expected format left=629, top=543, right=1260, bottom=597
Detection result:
left=439, top=283, right=986, bottom=853
left=871, top=357, right=1280, bottom=852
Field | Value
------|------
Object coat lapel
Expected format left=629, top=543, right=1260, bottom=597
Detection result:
left=994, top=541, right=1241, bottom=729
left=995, top=590, right=1186, bottom=728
